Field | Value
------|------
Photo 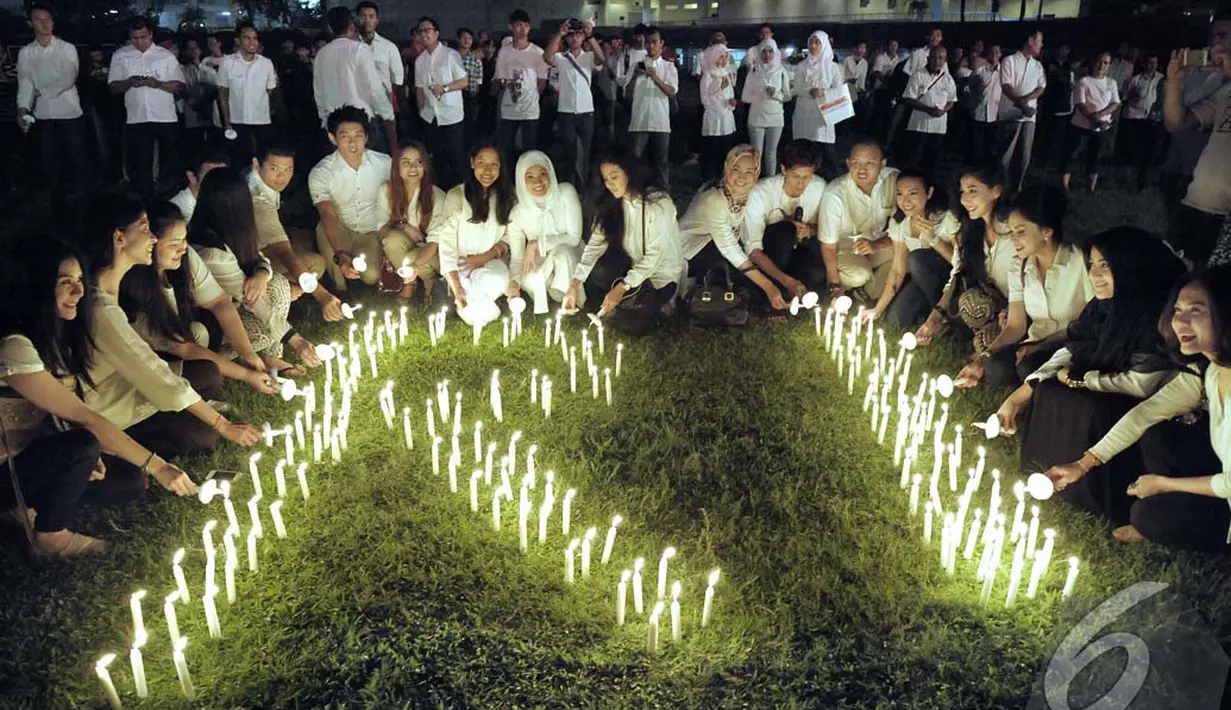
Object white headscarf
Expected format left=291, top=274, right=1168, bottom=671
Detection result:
left=801, top=30, right=838, bottom=87
left=748, top=38, right=784, bottom=93
left=699, top=44, right=731, bottom=99
left=512, top=150, right=566, bottom=237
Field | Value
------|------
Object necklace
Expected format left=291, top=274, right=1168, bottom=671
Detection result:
left=721, top=185, right=748, bottom=214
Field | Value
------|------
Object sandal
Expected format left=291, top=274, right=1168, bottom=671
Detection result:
left=31, top=532, right=107, bottom=561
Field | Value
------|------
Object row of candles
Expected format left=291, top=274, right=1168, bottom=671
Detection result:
left=820, top=297, right=1081, bottom=608
left=92, top=304, right=718, bottom=706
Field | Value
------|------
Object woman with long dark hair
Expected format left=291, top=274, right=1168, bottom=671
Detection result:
left=378, top=141, right=445, bottom=303
left=1047, top=267, right=1231, bottom=552
left=189, top=166, right=321, bottom=376
left=0, top=240, right=201, bottom=557
left=435, top=142, right=516, bottom=327
left=121, top=201, right=278, bottom=394
left=75, top=193, right=261, bottom=487
left=562, top=149, right=683, bottom=336
left=506, top=151, right=583, bottom=314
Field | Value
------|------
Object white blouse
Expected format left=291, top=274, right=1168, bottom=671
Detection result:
left=433, top=186, right=509, bottom=274
left=699, top=73, right=736, bottom=137
left=1007, top=243, right=1093, bottom=342
left=194, top=245, right=288, bottom=342
left=83, top=288, right=200, bottom=431
left=792, top=60, right=845, bottom=144
left=376, top=183, right=448, bottom=236
left=133, top=250, right=225, bottom=351
left=678, top=187, right=749, bottom=266
left=742, top=68, right=790, bottom=128
left=886, top=210, right=960, bottom=252
left=944, top=220, right=1017, bottom=299
left=0, top=334, right=55, bottom=463
left=1026, top=347, right=1173, bottom=400
left=506, top=183, right=583, bottom=279
left=574, top=195, right=683, bottom=290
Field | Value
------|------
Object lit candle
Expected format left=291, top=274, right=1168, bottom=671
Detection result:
left=491, top=370, right=503, bottom=423
left=632, top=558, right=645, bottom=614
left=591, top=366, right=599, bottom=399
left=1062, top=557, right=1080, bottom=598
left=426, top=399, right=436, bottom=440
left=439, top=381, right=451, bottom=423
left=203, top=587, right=221, bottom=638
left=172, top=548, right=191, bottom=602
left=485, top=442, right=496, bottom=486
left=313, top=423, right=323, bottom=462
left=648, top=602, right=664, bottom=652
left=564, top=538, right=579, bottom=583
left=283, top=426, right=295, bottom=465
left=979, top=524, right=1006, bottom=607
left=923, top=501, right=934, bottom=543
left=600, top=515, right=622, bottom=564
left=202, top=520, right=217, bottom=561
left=432, top=436, right=442, bottom=476
left=449, top=452, right=459, bottom=493
left=1025, top=506, right=1041, bottom=560
left=1004, top=535, right=1028, bottom=607
left=296, top=463, right=310, bottom=501
left=492, top=489, right=502, bottom=531
left=616, top=343, right=624, bottom=377
left=909, top=474, right=922, bottom=516
left=526, top=445, right=538, bottom=489
left=656, top=547, right=676, bottom=600
left=542, top=377, right=553, bottom=418
left=465, top=470, right=480, bottom=513
left=670, top=581, right=682, bottom=642
left=530, top=369, right=538, bottom=403
left=94, top=653, right=123, bottom=710
left=274, top=458, right=288, bottom=498
left=963, top=509, right=984, bottom=561
left=126, top=590, right=147, bottom=648
left=1026, top=529, right=1056, bottom=599
left=508, top=431, right=522, bottom=480
left=519, top=482, right=531, bottom=552
left=617, top=570, right=630, bottom=625
left=604, top=368, right=612, bottom=406
left=452, top=393, right=462, bottom=437
left=569, top=346, right=577, bottom=393
left=503, top=316, right=509, bottom=348
left=581, top=527, right=598, bottom=578
left=248, top=452, right=263, bottom=497
left=270, top=500, right=287, bottom=538
left=538, top=498, right=552, bottom=543
left=163, top=591, right=181, bottom=645
left=544, top=318, right=552, bottom=348
left=561, top=489, right=576, bottom=536
left=597, top=323, right=605, bottom=355
left=173, top=637, right=195, bottom=700
left=247, top=529, right=258, bottom=572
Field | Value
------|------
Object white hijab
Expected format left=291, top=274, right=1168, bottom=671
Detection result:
left=512, top=150, right=568, bottom=238
left=801, top=30, right=838, bottom=87
left=748, top=38, right=784, bottom=92
left=699, top=44, right=731, bottom=98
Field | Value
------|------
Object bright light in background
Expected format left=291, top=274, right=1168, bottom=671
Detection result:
left=221, top=10, right=232, bottom=16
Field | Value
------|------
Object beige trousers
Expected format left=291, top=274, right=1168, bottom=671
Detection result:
left=314, top=222, right=382, bottom=291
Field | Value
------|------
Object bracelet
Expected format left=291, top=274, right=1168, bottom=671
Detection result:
left=139, top=451, right=157, bottom=474
left=212, top=412, right=224, bottom=431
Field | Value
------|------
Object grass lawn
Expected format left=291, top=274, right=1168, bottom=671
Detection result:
left=1, top=176, right=1229, bottom=709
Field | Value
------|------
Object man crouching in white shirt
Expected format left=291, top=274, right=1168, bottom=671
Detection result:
left=742, top=140, right=829, bottom=306
left=819, top=138, right=899, bottom=304
left=309, top=106, right=393, bottom=291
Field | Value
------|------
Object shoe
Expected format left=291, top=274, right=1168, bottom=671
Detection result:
left=31, top=532, right=107, bottom=561
left=1, top=507, right=35, bottom=529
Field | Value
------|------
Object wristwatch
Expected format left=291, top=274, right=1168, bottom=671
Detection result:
left=332, top=250, right=352, bottom=266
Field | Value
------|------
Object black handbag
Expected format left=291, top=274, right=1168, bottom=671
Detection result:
left=686, top=263, right=750, bottom=328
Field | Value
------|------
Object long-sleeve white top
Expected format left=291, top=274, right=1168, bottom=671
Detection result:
left=792, top=59, right=845, bottom=143
left=678, top=186, right=749, bottom=265
left=745, top=174, right=828, bottom=253
left=699, top=72, right=735, bottom=136
left=743, top=66, right=790, bottom=128
left=433, top=186, right=509, bottom=274
left=506, top=183, right=583, bottom=280
left=16, top=36, right=82, bottom=120
left=376, top=183, right=447, bottom=234
left=574, top=195, right=683, bottom=290
left=1025, top=347, right=1174, bottom=400
left=312, top=37, right=394, bottom=124
left=818, top=170, right=899, bottom=246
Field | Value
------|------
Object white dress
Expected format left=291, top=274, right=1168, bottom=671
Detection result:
left=434, top=185, right=511, bottom=325
left=507, top=151, right=584, bottom=314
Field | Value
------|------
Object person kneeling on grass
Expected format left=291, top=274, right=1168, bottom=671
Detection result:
left=436, top=142, right=516, bottom=327
left=563, top=150, right=683, bottom=336
left=742, top=139, right=829, bottom=307
left=818, top=138, right=898, bottom=304
left=680, top=144, right=788, bottom=312
left=506, top=151, right=584, bottom=314
left=862, top=168, right=958, bottom=327
left=1047, top=267, right=1231, bottom=552
left=0, top=241, right=200, bottom=558
left=377, top=141, right=446, bottom=304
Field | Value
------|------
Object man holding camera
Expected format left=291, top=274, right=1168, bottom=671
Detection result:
left=544, top=19, right=604, bottom=188
left=620, top=26, right=676, bottom=188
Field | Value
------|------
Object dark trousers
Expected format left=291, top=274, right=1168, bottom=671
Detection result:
left=34, top=117, right=92, bottom=196
left=583, top=250, right=677, bottom=337
left=1037, top=112, right=1072, bottom=172
left=1063, top=125, right=1103, bottom=178
left=967, top=119, right=998, bottom=165
left=630, top=131, right=670, bottom=189
left=1130, top=414, right=1229, bottom=552
left=498, top=118, right=538, bottom=162
left=762, top=221, right=826, bottom=293
left=593, top=93, right=617, bottom=158
left=557, top=111, right=595, bottom=189
left=905, top=130, right=944, bottom=176
left=884, top=248, right=951, bottom=327
left=462, top=94, right=480, bottom=148
left=985, top=342, right=1061, bottom=388
left=126, top=121, right=180, bottom=196
left=699, top=133, right=736, bottom=186
left=1122, top=118, right=1165, bottom=190
left=0, top=429, right=99, bottom=533
left=230, top=123, right=274, bottom=165
left=424, top=119, right=467, bottom=191
left=1166, top=204, right=1225, bottom=266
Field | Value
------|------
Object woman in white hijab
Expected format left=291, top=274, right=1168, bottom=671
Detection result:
left=506, top=151, right=584, bottom=314
left=698, top=43, right=737, bottom=184
left=793, top=30, right=845, bottom=179
left=741, top=39, right=790, bottom=178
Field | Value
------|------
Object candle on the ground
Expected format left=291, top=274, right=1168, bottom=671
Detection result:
left=296, top=463, right=310, bottom=501
left=1062, top=557, right=1080, bottom=598
left=95, top=653, right=123, bottom=710
left=604, top=367, right=613, bottom=406
left=564, top=538, right=579, bottom=583
left=173, top=637, right=195, bottom=700
left=656, top=547, right=676, bottom=600
left=1025, top=506, right=1040, bottom=559
left=313, top=423, right=323, bottom=462
left=963, top=509, right=984, bottom=561
left=426, top=399, right=436, bottom=440
left=616, top=343, right=624, bottom=377
left=1004, top=535, right=1028, bottom=607
left=538, top=498, right=552, bottom=544
left=172, top=548, right=191, bottom=602
left=203, top=586, right=221, bottom=638
left=164, top=591, right=181, bottom=644
left=248, top=452, right=263, bottom=498
left=569, top=346, right=577, bottom=393
left=601, top=515, right=622, bottom=564
left=617, top=570, right=631, bottom=625
left=632, top=558, right=646, bottom=614
left=432, top=436, right=442, bottom=476
left=702, top=569, right=720, bottom=627
left=531, top=369, right=539, bottom=404
left=449, top=451, right=459, bottom=493
left=492, top=488, right=503, bottom=531
left=648, top=602, right=663, bottom=652
left=670, top=581, right=682, bottom=642
left=923, top=502, right=933, bottom=542
left=562, top=489, right=576, bottom=536
left=274, top=458, right=288, bottom=498
left=128, top=590, right=147, bottom=646
left=581, top=527, right=598, bottom=578
left=1026, top=529, right=1056, bottom=599
left=247, top=528, right=258, bottom=572
left=909, top=474, right=922, bottom=516
left=485, top=443, right=496, bottom=485
left=270, top=500, right=288, bottom=538
left=526, top=445, right=537, bottom=489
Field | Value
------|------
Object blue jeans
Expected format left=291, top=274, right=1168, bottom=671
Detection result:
left=884, top=247, right=951, bottom=327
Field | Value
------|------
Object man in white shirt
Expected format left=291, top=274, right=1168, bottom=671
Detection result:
left=622, top=27, right=678, bottom=189
left=107, top=16, right=185, bottom=196
left=902, top=46, right=957, bottom=176
left=356, top=2, right=404, bottom=116
left=313, top=6, right=396, bottom=155
left=413, top=16, right=468, bottom=189
left=217, top=23, right=277, bottom=164
left=968, top=44, right=1002, bottom=164
left=250, top=142, right=343, bottom=322
left=842, top=41, right=869, bottom=109
left=887, top=29, right=942, bottom=154
left=997, top=29, right=1046, bottom=190
left=16, top=4, right=90, bottom=196
left=544, top=19, right=605, bottom=188
left=495, top=9, right=549, bottom=159
left=869, top=39, right=901, bottom=136
left=169, top=147, right=230, bottom=221
left=309, top=106, right=394, bottom=291
left=742, top=140, right=829, bottom=301
left=1121, top=54, right=1165, bottom=191
left=819, top=139, right=898, bottom=302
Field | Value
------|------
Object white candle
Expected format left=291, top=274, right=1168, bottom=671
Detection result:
left=270, top=500, right=287, bottom=538
left=492, top=489, right=502, bottom=531
left=601, top=515, right=622, bottom=564
left=530, top=369, right=538, bottom=404
left=616, top=343, right=624, bottom=377
left=519, top=484, right=531, bottom=552
left=909, top=474, right=922, bottom=516
left=1004, top=535, right=1028, bottom=607
left=470, top=470, right=482, bottom=513
left=503, top=316, right=509, bottom=348
left=203, top=587, right=221, bottom=638
left=202, top=519, right=217, bottom=560
left=449, top=452, right=459, bottom=493
left=1062, top=557, right=1080, bottom=598
left=543, top=377, right=553, bottom=418
left=564, top=538, right=579, bottom=583
left=248, top=452, right=263, bottom=498
left=656, top=547, right=676, bottom=600
left=172, top=548, right=190, bottom=602
left=569, top=346, right=577, bottom=393
left=923, top=502, right=934, bottom=542
left=294, top=411, right=306, bottom=450
left=247, top=529, right=258, bottom=572
left=473, top=321, right=482, bottom=346
left=452, top=393, right=462, bottom=437
left=538, top=498, right=552, bottom=543
left=1026, top=529, right=1056, bottom=599
left=485, top=443, right=496, bottom=486
left=598, top=324, right=605, bottom=355
left=426, top=399, right=436, bottom=440
left=284, top=426, right=295, bottom=465
left=963, top=509, right=983, bottom=561
left=591, top=366, right=599, bottom=399
left=670, top=581, right=682, bottom=642
left=164, top=591, right=181, bottom=644
left=432, top=436, right=442, bottom=476
left=491, top=371, right=503, bottom=422
left=313, top=423, right=323, bottom=462
left=526, top=445, right=538, bottom=489
left=225, top=556, right=237, bottom=604
left=561, top=489, right=576, bottom=536
left=296, top=463, right=310, bottom=501
left=617, top=570, right=630, bottom=625
left=632, top=558, right=645, bottom=614
left=979, top=524, right=1005, bottom=607
left=330, top=429, right=342, bottom=462
left=173, top=637, right=195, bottom=700
left=581, top=527, right=598, bottom=578
left=127, top=590, right=147, bottom=647
left=544, top=318, right=552, bottom=348
left=439, top=381, right=451, bottom=422
left=94, top=653, right=123, bottom=710
left=508, top=431, right=522, bottom=480
left=271, top=458, right=287, bottom=499
left=604, top=368, right=613, bottom=406
left=647, top=602, right=663, bottom=652
left=1025, top=506, right=1040, bottom=559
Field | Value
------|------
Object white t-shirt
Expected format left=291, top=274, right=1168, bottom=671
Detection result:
left=217, top=52, right=277, bottom=125
left=624, top=57, right=678, bottom=133
left=1183, top=86, right=1231, bottom=216
left=997, top=51, right=1046, bottom=123
left=1123, top=72, right=1163, bottom=120
left=107, top=43, right=185, bottom=124
left=1071, top=75, right=1120, bottom=131
left=496, top=43, right=549, bottom=120
left=309, top=150, right=393, bottom=234
left=414, top=44, right=466, bottom=126
left=553, top=50, right=597, bottom=115
left=904, top=68, right=958, bottom=134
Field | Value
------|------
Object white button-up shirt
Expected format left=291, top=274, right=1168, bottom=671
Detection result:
left=170, top=188, right=196, bottom=221
left=624, top=56, right=677, bottom=133
left=745, top=174, right=828, bottom=253
left=365, top=32, right=404, bottom=93
left=613, top=47, right=648, bottom=92
left=997, top=51, right=1046, bottom=123
left=969, top=62, right=1002, bottom=123
left=903, top=46, right=930, bottom=76
left=107, top=43, right=184, bottom=124
left=308, top=149, right=393, bottom=234
left=819, top=169, right=899, bottom=246
left=904, top=67, right=958, bottom=134
left=678, top=186, right=749, bottom=265
left=1122, top=71, right=1162, bottom=120
left=553, top=50, right=596, bottom=114
left=1008, top=243, right=1093, bottom=342
left=217, top=52, right=277, bottom=125
left=313, top=37, right=394, bottom=124
left=16, top=37, right=82, bottom=120
left=414, top=44, right=466, bottom=126
left=496, top=43, right=548, bottom=120
left=841, top=55, right=868, bottom=93
left=574, top=195, right=683, bottom=289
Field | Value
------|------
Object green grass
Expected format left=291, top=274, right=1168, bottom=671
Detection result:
left=1, top=182, right=1228, bottom=709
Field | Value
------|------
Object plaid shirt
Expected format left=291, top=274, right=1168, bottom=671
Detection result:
left=460, top=52, right=483, bottom=96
